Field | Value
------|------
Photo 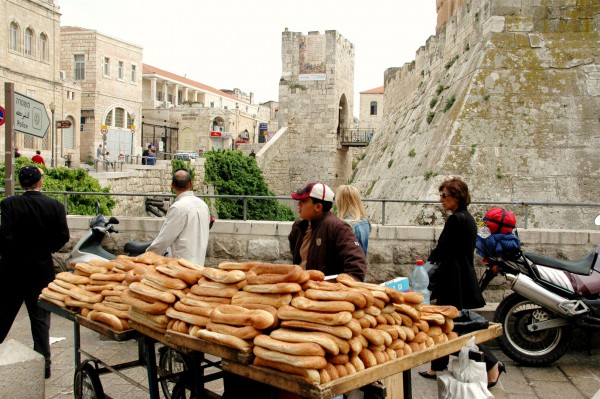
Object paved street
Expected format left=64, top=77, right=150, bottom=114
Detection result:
left=5, top=305, right=600, bottom=399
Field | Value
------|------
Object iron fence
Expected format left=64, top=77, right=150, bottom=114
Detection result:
left=2, top=189, right=599, bottom=229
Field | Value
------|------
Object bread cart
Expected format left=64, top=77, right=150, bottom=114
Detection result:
left=220, top=323, right=502, bottom=399
left=39, top=300, right=223, bottom=399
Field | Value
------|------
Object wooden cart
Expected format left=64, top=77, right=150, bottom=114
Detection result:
left=221, top=323, right=503, bottom=399
left=39, top=300, right=221, bottom=399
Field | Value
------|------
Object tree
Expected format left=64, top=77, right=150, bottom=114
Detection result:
left=203, top=149, right=295, bottom=221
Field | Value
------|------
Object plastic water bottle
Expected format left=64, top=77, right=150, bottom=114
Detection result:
left=411, top=259, right=430, bottom=304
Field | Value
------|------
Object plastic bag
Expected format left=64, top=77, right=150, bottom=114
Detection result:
left=437, top=337, right=493, bottom=399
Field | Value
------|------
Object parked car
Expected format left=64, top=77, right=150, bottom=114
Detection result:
left=173, top=152, right=199, bottom=161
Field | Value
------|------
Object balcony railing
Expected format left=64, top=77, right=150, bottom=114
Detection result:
left=339, top=128, right=374, bottom=147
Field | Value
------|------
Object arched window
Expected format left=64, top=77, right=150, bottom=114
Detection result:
left=24, top=27, right=34, bottom=57
left=39, top=33, right=48, bottom=61
left=104, top=106, right=133, bottom=129
left=9, top=22, right=19, bottom=52
left=370, top=101, right=378, bottom=116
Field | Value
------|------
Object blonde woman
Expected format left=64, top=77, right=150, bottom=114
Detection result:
left=335, top=185, right=371, bottom=256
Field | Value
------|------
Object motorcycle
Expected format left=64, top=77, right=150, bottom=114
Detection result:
left=478, top=215, right=600, bottom=366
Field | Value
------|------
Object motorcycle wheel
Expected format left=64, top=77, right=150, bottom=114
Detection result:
left=495, top=293, right=573, bottom=366
left=74, top=361, right=105, bottom=399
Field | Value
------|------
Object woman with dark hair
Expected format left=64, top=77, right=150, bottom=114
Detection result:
left=419, top=177, right=505, bottom=388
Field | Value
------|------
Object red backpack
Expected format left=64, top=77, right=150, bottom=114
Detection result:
left=484, top=208, right=517, bottom=234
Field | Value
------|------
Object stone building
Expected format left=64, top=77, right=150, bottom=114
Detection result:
left=256, top=29, right=356, bottom=195
left=0, top=0, right=81, bottom=166
left=60, top=27, right=143, bottom=164
left=358, top=86, right=384, bottom=131
left=352, top=0, right=600, bottom=230
left=141, top=64, right=269, bottom=154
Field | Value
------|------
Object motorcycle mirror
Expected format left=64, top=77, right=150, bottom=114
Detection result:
left=108, top=217, right=120, bottom=225
left=95, top=200, right=101, bottom=215
left=595, top=215, right=600, bottom=226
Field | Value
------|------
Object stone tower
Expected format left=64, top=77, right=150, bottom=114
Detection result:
left=258, top=29, right=354, bottom=195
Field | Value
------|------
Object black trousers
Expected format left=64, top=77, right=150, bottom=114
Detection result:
left=0, top=288, right=51, bottom=371
left=431, top=342, right=497, bottom=372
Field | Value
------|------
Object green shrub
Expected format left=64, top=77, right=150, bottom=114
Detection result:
left=0, top=157, right=115, bottom=215
left=436, top=85, right=444, bottom=96
left=443, top=95, right=456, bottom=112
left=427, top=112, right=435, bottom=124
left=429, top=98, right=438, bottom=108
left=387, top=159, right=393, bottom=168
left=203, top=149, right=295, bottom=221
left=470, top=144, right=477, bottom=155
left=408, top=149, right=416, bottom=157
left=445, top=55, right=459, bottom=69
left=424, top=171, right=438, bottom=181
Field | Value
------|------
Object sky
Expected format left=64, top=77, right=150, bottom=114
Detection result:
left=58, top=1, right=437, bottom=117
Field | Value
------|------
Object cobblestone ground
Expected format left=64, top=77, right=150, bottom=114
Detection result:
left=5, top=305, right=600, bottom=399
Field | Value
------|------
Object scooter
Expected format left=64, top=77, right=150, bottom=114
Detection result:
left=478, top=215, right=600, bottom=366
left=62, top=211, right=151, bottom=271
left=63, top=203, right=215, bottom=272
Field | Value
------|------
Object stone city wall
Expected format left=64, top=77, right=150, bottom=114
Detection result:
left=61, top=215, right=600, bottom=303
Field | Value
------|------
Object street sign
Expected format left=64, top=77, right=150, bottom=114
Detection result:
left=0, top=105, right=5, bottom=126
left=101, top=125, right=108, bottom=135
left=14, top=92, right=50, bottom=138
left=56, top=120, right=72, bottom=129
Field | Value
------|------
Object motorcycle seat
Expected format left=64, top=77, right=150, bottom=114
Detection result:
left=124, top=241, right=153, bottom=256
left=524, top=250, right=596, bottom=275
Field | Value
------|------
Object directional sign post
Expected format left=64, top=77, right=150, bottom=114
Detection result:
left=14, top=92, right=50, bottom=138
left=56, top=120, right=72, bottom=129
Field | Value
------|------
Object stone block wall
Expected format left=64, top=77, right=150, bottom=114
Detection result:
left=269, top=29, right=355, bottom=194
left=61, top=215, right=600, bottom=304
left=90, top=159, right=208, bottom=216
left=353, top=0, right=600, bottom=230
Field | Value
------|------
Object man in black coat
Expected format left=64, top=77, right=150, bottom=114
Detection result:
left=0, top=166, right=70, bottom=378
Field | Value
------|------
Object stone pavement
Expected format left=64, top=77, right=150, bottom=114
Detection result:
left=5, top=305, right=600, bottom=399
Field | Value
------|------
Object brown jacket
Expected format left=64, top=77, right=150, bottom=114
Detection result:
left=288, top=212, right=367, bottom=281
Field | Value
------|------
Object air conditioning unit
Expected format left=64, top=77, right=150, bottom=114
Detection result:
left=59, top=70, right=66, bottom=80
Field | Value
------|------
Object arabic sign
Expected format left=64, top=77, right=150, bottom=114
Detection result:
left=0, top=105, right=5, bottom=126
left=14, top=92, right=50, bottom=138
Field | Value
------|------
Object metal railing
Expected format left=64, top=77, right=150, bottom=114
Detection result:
left=339, top=128, right=374, bottom=146
left=2, top=189, right=599, bottom=228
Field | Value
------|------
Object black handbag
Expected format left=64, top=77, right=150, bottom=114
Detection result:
left=424, top=261, right=440, bottom=291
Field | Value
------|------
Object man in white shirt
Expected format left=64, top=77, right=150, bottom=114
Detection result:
left=146, top=169, right=210, bottom=264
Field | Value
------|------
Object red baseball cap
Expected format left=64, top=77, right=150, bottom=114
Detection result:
left=291, top=182, right=335, bottom=202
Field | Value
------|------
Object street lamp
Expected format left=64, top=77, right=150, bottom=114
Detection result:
left=49, top=102, right=55, bottom=167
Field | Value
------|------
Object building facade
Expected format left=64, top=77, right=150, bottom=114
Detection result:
left=0, top=0, right=82, bottom=166
left=141, top=64, right=269, bottom=155
left=60, top=27, right=143, bottom=163
left=358, top=86, right=384, bottom=130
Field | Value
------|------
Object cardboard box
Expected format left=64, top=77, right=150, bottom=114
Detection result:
left=381, top=276, right=410, bottom=292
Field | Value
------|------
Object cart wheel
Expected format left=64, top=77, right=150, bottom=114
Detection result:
left=74, top=361, right=105, bottom=399
left=172, top=379, right=192, bottom=399
left=159, top=347, right=189, bottom=399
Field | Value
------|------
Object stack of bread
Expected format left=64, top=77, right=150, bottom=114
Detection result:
left=40, top=256, right=461, bottom=386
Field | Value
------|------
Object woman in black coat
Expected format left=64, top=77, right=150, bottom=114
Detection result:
left=419, top=177, right=505, bottom=387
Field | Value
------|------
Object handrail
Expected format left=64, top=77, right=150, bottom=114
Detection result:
left=1, top=189, right=598, bottom=228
